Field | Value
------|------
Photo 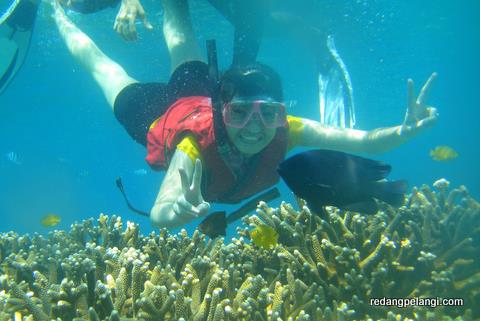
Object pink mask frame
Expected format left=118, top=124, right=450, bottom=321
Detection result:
left=222, top=100, right=287, bottom=128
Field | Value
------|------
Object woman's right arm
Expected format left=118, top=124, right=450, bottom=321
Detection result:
left=53, top=1, right=137, bottom=108
left=150, top=149, right=210, bottom=229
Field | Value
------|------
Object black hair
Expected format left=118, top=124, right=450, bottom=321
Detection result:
left=219, top=63, right=283, bottom=103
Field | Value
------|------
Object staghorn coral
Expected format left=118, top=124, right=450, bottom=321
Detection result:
left=0, top=180, right=478, bottom=321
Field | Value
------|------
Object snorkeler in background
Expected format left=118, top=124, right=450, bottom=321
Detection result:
left=51, top=0, right=438, bottom=229
left=207, top=0, right=357, bottom=128
left=61, top=0, right=356, bottom=128
left=56, top=0, right=265, bottom=46
left=57, top=0, right=152, bottom=41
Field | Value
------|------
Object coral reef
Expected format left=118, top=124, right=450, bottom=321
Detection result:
left=0, top=179, right=479, bottom=321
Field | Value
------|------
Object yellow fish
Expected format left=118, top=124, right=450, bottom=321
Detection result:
left=430, top=145, right=458, bottom=162
left=41, top=214, right=61, bottom=227
left=250, top=224, right=278, bottom=249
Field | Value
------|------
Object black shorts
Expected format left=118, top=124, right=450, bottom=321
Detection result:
left=63, top=0, right=120, bottom=14
left=113, top=61, right=212, bottom=146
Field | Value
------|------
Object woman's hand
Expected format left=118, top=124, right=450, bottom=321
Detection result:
left=173, top=159, right=210, bottom=219
left=400, top=72, right=439, bottom=137
left=114, top=0, right=153, bottom=41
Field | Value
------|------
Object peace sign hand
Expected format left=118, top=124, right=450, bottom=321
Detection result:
left=173, top=159, right=210, bottom=220
left=400, top=72, right=439, bottom=137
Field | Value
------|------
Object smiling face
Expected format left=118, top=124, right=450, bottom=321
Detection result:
left=219, top=63, right=284, bottom=156
left=225, top=119, right=277, bottom=156
left=225, top=109, right=277, bottom=156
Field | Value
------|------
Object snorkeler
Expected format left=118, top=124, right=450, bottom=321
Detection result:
left=211, top=0, right=357, bottom=128
left=0, top=0, right=40, bottom=95
left=51, top=0, right=438, bottom=229
left=57, top=0, right=356, bottom=128
left=57, top=0, right=152, bottom=41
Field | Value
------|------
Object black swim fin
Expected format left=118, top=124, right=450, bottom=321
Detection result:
left=198, top=188, right=280, bottom=239
left=0, top=0, right=39, bottom=95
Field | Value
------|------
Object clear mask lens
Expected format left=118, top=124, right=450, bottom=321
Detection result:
left=223, top=100, right=286, bottom=128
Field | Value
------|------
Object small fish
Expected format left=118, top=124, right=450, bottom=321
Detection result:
left=133, top=168, right=148, bottom=176
left=41, top=214, right=61, bottom=227
left=5, top=151, right=22, bottom=165
left=198, top=188, right=280, bottom=238
left=430, top=146, right=458, bottom=162
left=277, top=149, right=408, bottom=214
left=250, top=224, right=278, bottom=249
left=198, top=211, right=227, bottom=238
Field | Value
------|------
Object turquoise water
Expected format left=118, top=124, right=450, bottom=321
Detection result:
left=0, top=0, right=478, bottom=236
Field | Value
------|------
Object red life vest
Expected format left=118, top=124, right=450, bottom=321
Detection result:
left=146, top=96, right=289, bottom=203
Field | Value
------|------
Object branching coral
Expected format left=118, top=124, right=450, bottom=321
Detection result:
left=0, top=180, right=478, bottom=320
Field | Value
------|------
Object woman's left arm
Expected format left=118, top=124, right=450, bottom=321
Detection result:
left=297, top=73, right=438, bottom=154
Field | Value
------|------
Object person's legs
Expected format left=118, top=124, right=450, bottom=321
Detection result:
left=206, top=0, right=268, bottom=66
left=160, top=0, right=202, bottom=73
left=53, top=1, right=136, bottom=108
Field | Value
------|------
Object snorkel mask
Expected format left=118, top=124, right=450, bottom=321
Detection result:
left=223, top=96, right=287, bottom=129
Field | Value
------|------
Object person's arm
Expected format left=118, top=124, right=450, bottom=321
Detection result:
left=53, top=0, right=137, bottom=108
left=296, top=73, right=438, bottom=154
left=113, top=0, right=153, bottom=41
left=150, top=149, right=210, bottom=229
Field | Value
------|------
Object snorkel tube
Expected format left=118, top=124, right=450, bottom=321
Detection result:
left=206, top=40, right=232, bottom=158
